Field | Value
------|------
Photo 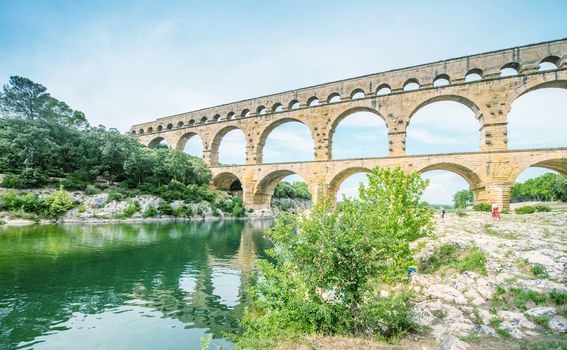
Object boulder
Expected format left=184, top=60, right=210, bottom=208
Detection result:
left=548, top=317, right=567, bottom=333
left=439, top=335, right=469, bottom=350
left=525, top=307, right=556, bottom=317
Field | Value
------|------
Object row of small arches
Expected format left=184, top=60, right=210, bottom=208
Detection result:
left=133, top=55, right=563, bottom=135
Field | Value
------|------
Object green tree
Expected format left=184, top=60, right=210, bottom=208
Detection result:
left=239, top=167, right=433, bottom=347
left=453, top=189, right=473, bottom=208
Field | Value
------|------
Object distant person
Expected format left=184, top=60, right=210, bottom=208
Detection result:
left=441, top=206, right=446, bottom=219
left=491, top=203, right=501, bottom=220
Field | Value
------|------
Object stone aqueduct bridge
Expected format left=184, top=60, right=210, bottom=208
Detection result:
left=131, top=38, right=567, bottom=210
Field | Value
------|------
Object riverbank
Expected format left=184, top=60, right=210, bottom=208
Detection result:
left=275, top=206, right=567, bottom=350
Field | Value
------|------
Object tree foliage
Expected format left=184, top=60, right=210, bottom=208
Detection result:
left=453, top=189, right=473, bottom=209
left=0, top=76, right=212, bottom=190
left=273, top=181, right=311, bottom=200
left=238, top=167, right=433, bottom=348
left=511, top=173, right=567, bottom=202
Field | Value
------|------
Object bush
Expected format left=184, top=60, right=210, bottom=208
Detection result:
left=420, top=244, right=486, bottom=275
left=1, top=174, right=23, bottom=188
left=531, top=264, right=547, bottom=277
left=43, top=186, right=76, bottom=218
left=549, top=289, right=567, bottom=305
left=515, top=206, right=536, bottom=214
left=85, top=185, right=101, bottom=195
left=238, top=167, right=433, bottom=347
left=122, top=199, right=141, bottom=217
left=173, top=205, right=193, bottom=218
left=473, top=203, right=491, bottom=212
left=158, top=202, right=174, bottom=216
left=533, top=205, right=551, bottom=212
left=142, top=206, right=158, bottom=218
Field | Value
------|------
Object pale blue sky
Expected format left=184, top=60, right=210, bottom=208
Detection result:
left=1, top=0, right=566, bottom=204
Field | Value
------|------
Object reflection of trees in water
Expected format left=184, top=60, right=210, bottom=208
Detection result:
left=0, top=220, right=273, bottom=349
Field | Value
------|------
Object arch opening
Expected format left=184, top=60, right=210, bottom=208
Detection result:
left=464, top=69, right=483, bottom=82
left=418, top=164, right=482, bottom=207
left=289, top=100, right=300, bottom=110
left=200, top=116, right=208, bottom=124
left=241, top=109, right=251, bottom=118
left=272, top=103, right=283, bottom=112
left=212, top=172, right=243, bottom=196
left=433, top=74, right=450, bottom=88
left=254, top=171, right=311, bottom=210
left=212, top=127, right=246, bottom=165
left=188, top=119, right=195, bottom=127
left=328, top=93, right=341, bottom=103
left=511, top=165, right=567, bottom=209
left=177, top=132, right=204, bottom=158
left=307, top=96, right=320, bottom=107
left=227, top=112, right=235, bottom=120
left=257, top=106, right=267, bottom=115
left=508, top=87, right=567, bottom=149
left=213, top=114, right=221, bottom=122
left=376, top=84, right=391, bottom=95
left=157, top=125, right=163, bottom=132
left=331, top=109, right=388, bottom=159
left=406, top=99, right=480, bottom=154
left=350, top=89, right=365, bottom=99
left=166, top=123, right=173, bottom=130
left=177, top=121, right=184, bottom=128
left=500, top=62, right=520, bottom=77
left=260, top=119, right=314, bottom=163
left=331, top=168, right=370, bottom=202
left=540, top=56, right=561, bottom=71
left=403, top=79, right=420, bottom=91
left=148, top=137, right=169, bottom=149
left=138, top=128, right=144, bottom=134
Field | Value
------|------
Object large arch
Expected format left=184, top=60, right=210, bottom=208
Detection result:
left=508, top=81, right=567, bottom=149
left=256, top=118, right=314, bottom=164
left=406, top=96, right=482, bottom=154
left=509, top=157, right=567, bottom=183
left=210, top=126, right=247, bottom=165
left=417, top=163, right=484, bottom=205
left=252, top=169, right=312, bottom=208
left=175, top=132, right=204, bottom=156
left=148, top=137, right=168, bottom=149
left=211, top=172, right=243, bottom=192
left=328, top=107, right=385, bottom=159
left=329, top=167, right=371, bottom=201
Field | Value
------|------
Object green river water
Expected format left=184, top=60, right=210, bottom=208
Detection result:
left=0, top=220, right=274, bottom=350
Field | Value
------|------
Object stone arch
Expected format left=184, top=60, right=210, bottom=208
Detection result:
left=465, top=68, right=483, bottom=82
left=200, top=116, right=208, bottom=124
left=272, top=103, right=283, bottom=112
left=350, top=88, right=365, bottom=99
left=307, top=96, right=320, bottom=106
left=376, top=84, right=391, bottom=95
left=289, top=100, right=300, bottom=110
left=188, top=119, right=196, bottom=126
left=252, top=169, right=312, bottom=208
left=418, top=162, right=484, bottom=203
left=540, top=55, right=562, bottom=70
left=138, top=128, right=144, bottom=134
left=227, top=112, right=235, bottom=120
left=157, top=125, right=163, bottom=132
left=403, top=78, right=420, bottom=91
left=147, top=126, right=154, bottom=133
left=511, top=79, right=567, bottom=102
left=175, top=131, right=204, bottom=152
left=210, top=126, right=247, bottom=165
left=148, top=136, right=166, bottom=149
left=177, top=121, right=184, bottom=128
left=130, top=130, right=136, bottom=135
left=166, top=123, right=173, bottom=130
left=327, top=92, right=341, bottom=103
left=500, top=62, right=520, bottom=76
left=328, top=107, right=388, bottom=159
left=212, top=172, right=243, bottom=192
left=256, top=118, right=315, bottom=164
left=407, top=95, right=482, bottom=124
left=328, top=166, right=371, bottom=200
left=257, top=106, right=267, bottom=115
left=241, top=109, right=251, bottom=118
left=509, top=155, right=567, bottom=182
left=213, top=114, right=221, bottom=122
left=417, top=162, right=482, bottom=188
left=433, top=74, right=450, bottom=87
